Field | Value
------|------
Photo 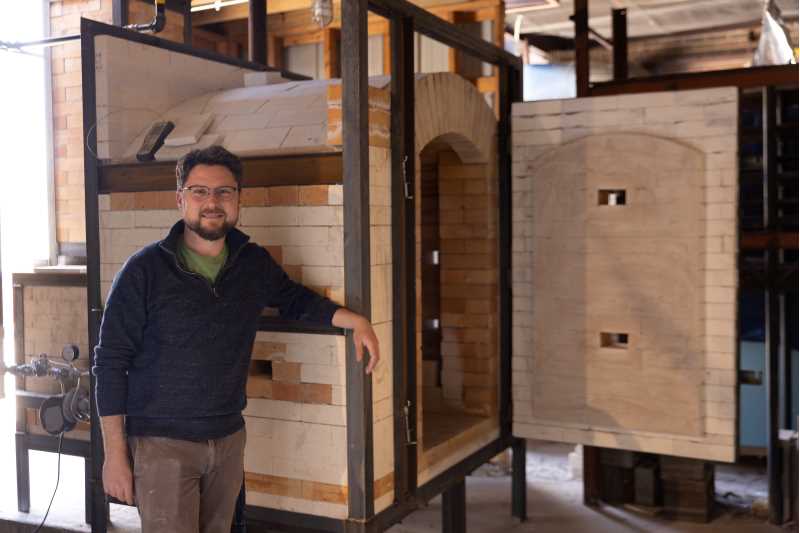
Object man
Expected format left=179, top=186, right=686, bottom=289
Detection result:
left=93, top=145, right=379, bottom=533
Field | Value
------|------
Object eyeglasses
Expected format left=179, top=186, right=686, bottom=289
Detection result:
left=180, top=185, right=239, bottom=201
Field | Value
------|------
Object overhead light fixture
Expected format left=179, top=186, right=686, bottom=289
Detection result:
left=190, top=0, right=249, bottom=13
left=506, top=0, right=559, bottom=15
left=311, top=0, right=333, bottom=28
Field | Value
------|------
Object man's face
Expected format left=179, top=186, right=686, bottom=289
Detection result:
left=177, top=164, right=240, bottom=242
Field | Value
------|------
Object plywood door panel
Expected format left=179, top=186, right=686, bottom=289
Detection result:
left=511, top=106, right=739, bottom=462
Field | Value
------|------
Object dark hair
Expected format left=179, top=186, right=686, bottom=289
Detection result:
left=175, top=145, right=243, bottom=189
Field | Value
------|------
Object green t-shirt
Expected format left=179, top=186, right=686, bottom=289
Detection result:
left=177, top=238, right=228, bottom=284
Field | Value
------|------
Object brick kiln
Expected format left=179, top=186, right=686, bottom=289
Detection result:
left=82, top=20, right=511, bottom=529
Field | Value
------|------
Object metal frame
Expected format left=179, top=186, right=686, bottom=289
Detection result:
left=11, top=273, right=95, bottom=524
left=340, top=0, right=521, bottom=530
left=80, top=0, right=522, bottom=529
left=737, top=84, right=798, bottom=526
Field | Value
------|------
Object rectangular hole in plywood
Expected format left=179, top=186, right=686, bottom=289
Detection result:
left=598, top=189, right=626, bottom=206
left=601, top=332, right=629, bottom=349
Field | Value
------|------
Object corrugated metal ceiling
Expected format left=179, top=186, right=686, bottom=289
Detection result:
left=509, top=0, right=798, bottom=39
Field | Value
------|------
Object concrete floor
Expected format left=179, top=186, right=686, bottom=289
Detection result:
left=0, top=376, right=793, bottom=533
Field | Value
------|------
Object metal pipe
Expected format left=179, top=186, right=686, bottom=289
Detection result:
left=125, top=0, right=167, bottom=34
left=0, top=34, right=80, bottom=50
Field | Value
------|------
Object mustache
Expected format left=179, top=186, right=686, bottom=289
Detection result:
left=201, top=210, right=226, bottom=216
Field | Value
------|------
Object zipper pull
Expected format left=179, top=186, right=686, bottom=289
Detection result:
left=212, top=286, right=219, bottom=298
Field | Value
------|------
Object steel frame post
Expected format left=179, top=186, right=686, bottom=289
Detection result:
left=442, top=478, right=466, bottom=533
left=342, top=0, right=375, bottom=521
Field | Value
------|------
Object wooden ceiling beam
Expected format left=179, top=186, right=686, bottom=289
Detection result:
left=191, top=0, right=501, bottom=25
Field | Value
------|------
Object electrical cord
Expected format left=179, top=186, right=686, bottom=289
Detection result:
left=32, top=431, right=64, bottom=533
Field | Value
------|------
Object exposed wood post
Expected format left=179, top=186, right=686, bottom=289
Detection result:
left=342, top=0, right=375, bottom=520
left=248, top=0, right=267, bottom=65
left=444, top=12, right=459, bottom=75
left=492, top=3, right=505, bottom=114
left=267, top=35, right=283, bottom=69
left=612, top=8, right=628, bottom=80
left=323, top=28, right=342, bottom=78
left=574, top=0, right=590, bottom=97
left=383, top=30, right=392, bottom=75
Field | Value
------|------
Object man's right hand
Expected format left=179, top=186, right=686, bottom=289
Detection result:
left=99, top=415, right=135, bottom=505
left=103, top=453, right=134, bottom=505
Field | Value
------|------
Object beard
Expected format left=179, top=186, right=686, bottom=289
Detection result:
left=185, top=209, right=236, bottom=241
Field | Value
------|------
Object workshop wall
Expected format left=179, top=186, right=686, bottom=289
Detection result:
left=48, top=0, right=227, bottom=253
left=49, top=0, right=114, bottom=250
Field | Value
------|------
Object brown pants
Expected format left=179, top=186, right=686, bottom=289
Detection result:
left=128, top=428, right=246, bottom=533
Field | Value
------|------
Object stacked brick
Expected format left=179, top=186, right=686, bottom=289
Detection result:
left=511, top=88, right=739, bottom=462
left=19, top=280, right=90, bottom=440
left=435, top=151, right=497, bottom=417
left=369, top=144, right=395, bottom=513
left=49, top=0, right=216, bottom=247
left=92, top=70, right=502, bottom=516
left=98, top=182, right=352, bottom=517
left=50, top=0, right=114, bottom=247
left=410, top=73, right=501, bottom=483
left=93, top=34, right=246, bottom=161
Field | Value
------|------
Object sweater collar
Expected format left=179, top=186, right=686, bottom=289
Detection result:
left=159, top=220, right=250, bottom=260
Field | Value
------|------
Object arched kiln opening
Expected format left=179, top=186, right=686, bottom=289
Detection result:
left=415, top=135, right=499, bottom=470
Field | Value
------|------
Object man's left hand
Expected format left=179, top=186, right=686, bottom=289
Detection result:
left=332, top=308, right=381, bottom=374
left=353, top=318, right=380, bottom=374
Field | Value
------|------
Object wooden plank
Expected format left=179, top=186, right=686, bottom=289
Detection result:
left=342, top=0, right=374, bottom=519
left=323, top=28, right=341, bottom=78
left=267, top=35, right=283, bottom=68
left=12, top=273, right=87, bottom=288
left=368, top=0, right=520, bottom=68
left=740, top=231, right=798, bottom=250
left=591, top=64, right=799, bottom=96
left=191, top=0, right=503, bottom=24
left=98, top=153, right=343, bottom=193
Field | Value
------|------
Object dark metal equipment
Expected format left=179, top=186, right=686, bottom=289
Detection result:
left=2, top=345, right=91, bottom=436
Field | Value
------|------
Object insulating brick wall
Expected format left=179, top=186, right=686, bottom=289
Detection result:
left=98, top=185, right=348, bottom=516
left=243, top=331, right=348, bottom=518
left=97, top=187, right=344, bottom=304
left=511, top=87, right=739, bottom=462
left=48, top=0, right=225, bottom=247
left=369, top=145, right=395, bottom=513
left=435, top=151, right=497, bottom=417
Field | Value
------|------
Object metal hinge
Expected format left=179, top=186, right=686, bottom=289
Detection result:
left=402, top=400, right=416, bottom=446
left=402, top=155, right=413, bottom=200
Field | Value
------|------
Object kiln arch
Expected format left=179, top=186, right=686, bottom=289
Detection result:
left=411, top=73, right=500, bottom=482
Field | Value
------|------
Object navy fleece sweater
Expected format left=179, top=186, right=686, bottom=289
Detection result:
left=93, top=221, right=340, bottom=441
